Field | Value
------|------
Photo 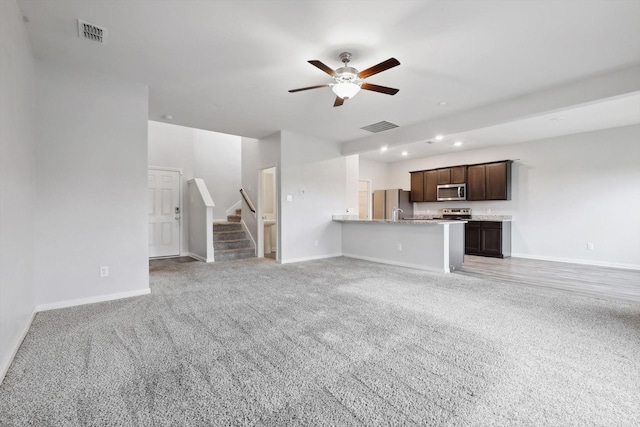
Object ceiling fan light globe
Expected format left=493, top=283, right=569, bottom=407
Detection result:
left=332, top=82, right=361, bottom=100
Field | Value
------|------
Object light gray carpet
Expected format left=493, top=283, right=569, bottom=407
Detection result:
left=1, top=257, right=638, bottom=426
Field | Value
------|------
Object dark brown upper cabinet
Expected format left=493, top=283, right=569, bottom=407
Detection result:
left=467, top=165, right=486, bottom=201
left=436, top=166, right=466, bottom=185
left=467, top=161, right=512, bottom=201
left=410, top=171, right=424, bottom=202
left=410, top=161, right=510, bottom=202
left=450, top=166, right=466, bottom=184
left=424, top=170, right=438, bottom=202
left=437, top=168, right=450, bottom=185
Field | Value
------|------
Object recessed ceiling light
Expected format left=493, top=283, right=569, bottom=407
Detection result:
left=437, top=101, right=448, bottom=107
left=380, top=145, right=388, bottom=153
left=550, top=116, right=565, bottom=121
left=435, top=134, right=444, bottom=141
left=454, top=141, right=463, bottom=147
left=162, top=114, right=173, bottom=120
left=401, top=151, right=408, bottom=156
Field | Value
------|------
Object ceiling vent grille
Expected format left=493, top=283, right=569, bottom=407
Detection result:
left=77, top=19, right=107, bottom=44
left=360, top=121, right=399, bottom=133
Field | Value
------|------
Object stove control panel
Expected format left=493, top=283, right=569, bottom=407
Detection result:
left=442, top=208, right=471, bottom=216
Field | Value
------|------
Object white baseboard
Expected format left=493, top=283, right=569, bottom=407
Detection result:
left=188, top=252, right=214, bottom=263
left=511, top=253, right=640, bottom=271
left=341, top=253, right=447, bottom=273
left=35, top=288, right=151, bottom=313
left=0, top=309, right=36, bottom=385
left=279, top=253, right=343, bottom=264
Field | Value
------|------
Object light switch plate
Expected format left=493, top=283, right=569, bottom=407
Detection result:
left=100, top=266, right=109, bottom=277
left=286, top=195, right=293, bottom=202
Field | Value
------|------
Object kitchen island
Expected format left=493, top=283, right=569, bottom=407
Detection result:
left=333, top=217, right=466, bottom=273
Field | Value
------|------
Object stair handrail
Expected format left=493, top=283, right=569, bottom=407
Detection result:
left=239, top=188, right=256, bottom=213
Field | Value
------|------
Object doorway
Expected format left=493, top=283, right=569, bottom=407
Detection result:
left=359, top=180, right=371, bottom=220
left=148, top=167, right=181, bottom=258
left=259, top=167, right=278, bottom=260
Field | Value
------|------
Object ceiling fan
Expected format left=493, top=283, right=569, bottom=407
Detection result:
left=289, top=52, right=400, bottom=107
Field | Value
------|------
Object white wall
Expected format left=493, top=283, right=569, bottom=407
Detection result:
left=280, top=131, right=346, bottom=263
left=359, top=157, right=391, bottom=190
left=147, top=121, right=192, bottom=254
left=241, top=137, right=260, bottom=245
left=34, top=61, right=150, bottom=308
left=192, top=128, right=241, bottom=220
left=148, top=121, right=241, bottom=253
left=187, top=179, right=214, bottom=262
left=386, top=125, right=640, bottom=268
left=0, top=0, right=36, bottom=382
left=345, top=155, right=359, bottom=213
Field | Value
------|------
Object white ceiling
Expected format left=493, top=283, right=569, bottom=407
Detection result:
left=17, top=0, right=640, bottom=157
left=362, top=92, right=640, bottom=162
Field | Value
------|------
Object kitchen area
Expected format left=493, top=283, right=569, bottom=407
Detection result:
left=334, top=159, right=514, bottom=272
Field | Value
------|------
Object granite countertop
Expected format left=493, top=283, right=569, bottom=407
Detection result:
left=332, top=215, right=467, bottom=224
left=332, top=214, right=512, bottom=222
left=407, top=215, right=513, bottom=222
left=468, top=215, right=512, bottom=221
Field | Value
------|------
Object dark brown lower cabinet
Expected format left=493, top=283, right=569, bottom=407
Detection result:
left=465, top=221, right=511, bottom=258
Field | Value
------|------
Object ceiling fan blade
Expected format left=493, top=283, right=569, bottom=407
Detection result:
left=288, top=84, right=329, bottom=93
left=308, top=60, right=337, bottom=77
left=361, top=83, right=399, bottom=95
left=358, top=58, right=400, bottom=79
left=333, top=96, right=344, bottom=107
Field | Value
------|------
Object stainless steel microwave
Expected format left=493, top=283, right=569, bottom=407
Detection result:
left=437, top=183, right=466, bottom=201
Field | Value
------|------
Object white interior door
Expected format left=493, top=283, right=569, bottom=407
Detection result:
left=358, top=180, right=371, bottom=220
left=148, top=169, right=180, bottom=257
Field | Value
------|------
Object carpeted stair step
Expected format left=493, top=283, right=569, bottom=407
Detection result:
left=212, top=220, right=255, bottom=261
left=213, top=222, right=243, bottom=232
left=213, top=230, right=247, bottom=241
left=214, top=238, right=253, bottom=250
left=214, top=247, right=255, bottom=261
left=226, top=208, right=242, bottom=222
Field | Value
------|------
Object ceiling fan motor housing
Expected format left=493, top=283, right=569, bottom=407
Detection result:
left=335, top=67, right=361, bottom=83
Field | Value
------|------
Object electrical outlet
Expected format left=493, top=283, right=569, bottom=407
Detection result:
left=587, top=242, right=594, bottom=250
left=100, top=266, right=109, bottom=277
left=397, top=243, right=402, bottom=251
left=314, top=240, right=318, bottom=247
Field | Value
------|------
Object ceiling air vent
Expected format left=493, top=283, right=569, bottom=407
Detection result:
left=77, top=19, right=107, bottom=44
left=360, top=121, right=399, bottom=133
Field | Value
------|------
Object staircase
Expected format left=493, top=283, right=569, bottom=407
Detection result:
left=212, top=209, right=255, bottom=261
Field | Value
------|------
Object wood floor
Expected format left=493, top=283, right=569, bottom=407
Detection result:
left=149, top=255, right=639, bottom=303
left=458, top=255, right=640, bottom=303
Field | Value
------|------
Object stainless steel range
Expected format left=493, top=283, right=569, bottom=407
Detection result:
left=441, top=208, right=472, bottom=220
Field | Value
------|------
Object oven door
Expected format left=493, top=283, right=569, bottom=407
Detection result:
left=437, top=184, right=466, bottom=201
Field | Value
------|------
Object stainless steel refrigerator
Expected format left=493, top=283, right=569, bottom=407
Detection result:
left=372, top=189, right=413, bottom=220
